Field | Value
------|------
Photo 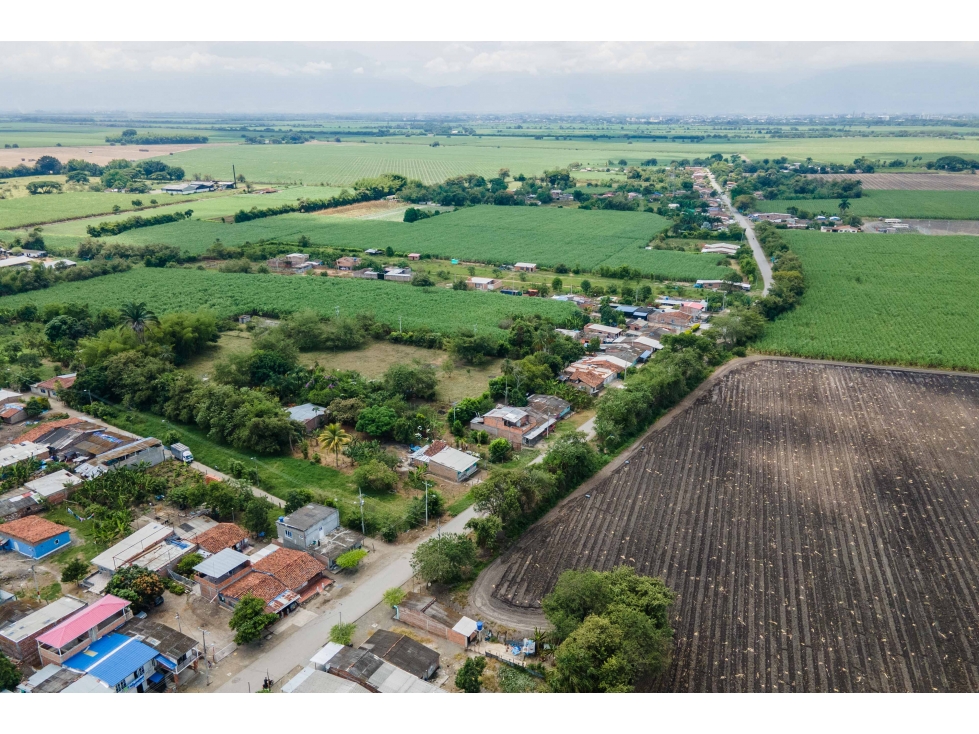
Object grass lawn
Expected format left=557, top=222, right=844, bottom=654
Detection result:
left=44, top=505, right=104, bottom=565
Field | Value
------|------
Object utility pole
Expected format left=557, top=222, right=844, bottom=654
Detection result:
left=232, top=164, right=237, bottom=189
left=30, top=565, right=39, bottom=601
left=424, top=480, right=430, bottom=526
left=198, top=628, right=210, bottom=686
left=358, top=487, right=366, bottom=535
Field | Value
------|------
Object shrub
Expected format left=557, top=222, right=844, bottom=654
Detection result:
left=455, top=656, right=487, bottom=693
left=354, top=460, right=398, bottom=494
left=488, top=438, right=513, bottom=463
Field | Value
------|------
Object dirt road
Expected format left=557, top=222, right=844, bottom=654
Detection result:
left=707, top=170, right=772, bottom=294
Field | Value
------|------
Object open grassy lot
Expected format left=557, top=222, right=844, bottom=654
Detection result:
left=763, top=190, right=979, bottom=220
left=0, top=267, right=578, bottom=335
left=754, top=231, right=979, bottom=370
left=476, top=359, right=979, bottom=691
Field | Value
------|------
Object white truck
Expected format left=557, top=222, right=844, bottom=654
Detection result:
left=169, top=443, right=194, bottom=464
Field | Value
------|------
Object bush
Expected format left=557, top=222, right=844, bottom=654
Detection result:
left=383, top=587, right=406, bottom=607
left=354, top=460, right=398, bottom=494
left=330, top=622, right=357, bottom=645
left=175, top=553, right=203, bottom=577
left=335, top=548, right=368, bottom=570
left=455, top=656, right=487, bottom=693
left=488, top=438, right=513, bottom=463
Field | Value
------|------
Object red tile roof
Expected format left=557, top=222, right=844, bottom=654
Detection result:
left=193, top=523, right=248, bottom=555
left=0, top=406, right=24, bottom=418
left=253, top=548, right=326, bottom=591
left=0, top=515, right=68, bottom=544
left=222, top=572, right=287, bottom=604
left=423, top=440, right=448, bottom=458
left=17, top=417, right=85, bottom=444
left=35, top=375, right=76, bottom=391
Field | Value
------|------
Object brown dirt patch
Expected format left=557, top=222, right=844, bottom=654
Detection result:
left=0, top=144, right=228, bottom=169
left=313, top=199, right=405, bottom=218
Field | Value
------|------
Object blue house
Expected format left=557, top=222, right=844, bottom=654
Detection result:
left=63, top=633, right=159, bottom=693
left=0, top=515, right=71, bottom=559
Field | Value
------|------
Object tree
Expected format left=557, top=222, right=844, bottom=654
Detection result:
left=488, top=437, right=513, bottom=463
left=552, top=276, right=563, bottom=292
left=383, top=363, right=438, bottom=401
left=0, top=651, right=20, bottom=692
left=410, top=532, right=477, bottom=584
left=335, top=548, right=368, bottom=570
left=319, top=423, right=351, bottom=467
left=24, top=396, right=50, bottom=418
left=120, top=301, right=158, bottom=343
left=284, top=488, right=314, bottom=513
left=175, top=553, right=203, bottom=577
left=838, top=197, right=851, bottom=217
left=330, top=622, right=357, bottom=645
left=355, top=406, right=398, bottom=437
left=710, top=307, right=766, bottom=348
left=107, top=566, right=165, bottom=609
left=243, top=497, right=276, bottom=537
left=382, top=587, right=406, bottom=607
left=229, top=594, right=278, bottom=644
left=465, top=515, right=503, bottom=552
left=732, top=194, right=756, bottom=212
left=455, top=656, right=487, bottom=692
left=61, top=557, right=90, bottom=585
left=354, top=460, right=398, bottom=494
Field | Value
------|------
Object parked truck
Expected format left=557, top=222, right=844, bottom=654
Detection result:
left=169, top=443, right=194, bottom=464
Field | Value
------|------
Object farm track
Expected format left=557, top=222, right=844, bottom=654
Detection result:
left=807, top=173, right=979, bottom=190
left=470, top=357, right=979, bottom=692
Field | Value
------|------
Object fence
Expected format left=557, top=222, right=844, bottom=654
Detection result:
left=485, top=651, right=545, bottom=679
left=168, top=569, right=196, bottom=590
left=211, top=641, right=237, bottom=664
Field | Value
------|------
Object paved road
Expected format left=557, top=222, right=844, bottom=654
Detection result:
left=216, top=505, right=479, bottom=692
left=707, top=170, right=772, bottom=294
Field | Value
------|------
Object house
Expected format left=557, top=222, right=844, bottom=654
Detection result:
left=0, top=403, right=26, bottom=425
left=381, top=266, right=412, bottom=283
left=394, top=592, right=479, bottom=647
left=467, top=277, right=500, bottom=291
left=282, top=666, right=371, bottom=693
left=514, top=262, right=537, bottom=272
left=36, top=594, right=133, bottom=666
left=193, top=548, right=253, bottom=601
left=584, top=323, right=623, bottom=342
left=578, top=354, right=632, bottom=375
left=17, top=664, right=91, bottom=693
left=409, top=442, right=479, bottom=482
left=63, top=632, right=159, bottom=693
left=0, top=490, right=43, bottom=522
left=407, top=253, right=421, bottom=261
left=0, top=256, right=35, bottom=270
left=218, top=547, right=330, bottom=616
left=526, top=394, right=572, bottom=420
left=277, top=503, right=340, bottom=551
left=285, top=253, right=309, bottom=267
left=364, top=248, right=383, bottom=255
left=23, top=469, right=80, bottom=505
left=315, top=527, right=365, bottom=569
left=192, top=522, right=249, bottom=556
left=30, top=373, right=76, bottom=398
left=0, top=596, right=85, bottom=665
left=21, top=249, right=48, bottom=259
left=561, top=363, right=616, bottom=395
left=75, top=437, right=167, bottom=478
left=648, top=310, right=699, bottom=329
left=360, top=629, right=440, bottom=681
left=309, top=642, right=444, bottom=693
left=0, top=389, right=22, bottom=403
left=634, top=335, right=664, bottom=352
left=0, top=515, right=71, bottom=559
left=336, top=256, right=361, bottom=270
left=125, top=533, right=197, bottom=576
left=123, top=617, right=200, bottom=689
left=90, top=522, right=175, bottom=576
left=471, top=406, right=556, bottom=449
left=287, top=403, right=327, bottom=432
left=162, top=182, right=214, bottom=195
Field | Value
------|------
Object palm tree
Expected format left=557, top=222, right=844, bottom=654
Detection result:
left=838, top=198, right=851, bottom=218
left=120, top=301, right=158, bottom=343
left=319, top=423, right=351, bottom=467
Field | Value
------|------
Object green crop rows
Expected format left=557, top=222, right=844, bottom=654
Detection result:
left=0, top=191, right=165, bottom=230
left=763, top=190, right=979, bottom=220
left=755, top=231, right=979, bottom=371
left=1, top=267, right=578, bottom=335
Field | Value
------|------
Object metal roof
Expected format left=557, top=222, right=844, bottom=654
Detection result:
left=23, top=470, right=80, bottom=498
left=123, top=618, right=198, bottom=662
left=484, top=407, right=528, bottom=422
left=286, top=403, right=326, bottom=423
left=37, top=594, right=131, bottom=649
left=91, top=522, right=174, bottom=572
left=193, top=547, right=250, bottom=578
left=430, top=447, right=479, bottom=473
left=283, top=667, right=370, bottom=693
left=360, top=630, right=440, bottom=680
left=63, top=633, right=158, bottom=687
left=0, top=596, right=85, bottom=643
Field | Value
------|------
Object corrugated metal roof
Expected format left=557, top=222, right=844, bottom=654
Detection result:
left=430, top=447, right=479, bottom=474
left=193, top=547, right=249, bottom=578
left=0, top=596, right=85, bottom=643
left=91, top=522, right=173, bottom=571
left=286, top=403, right=326, bottom=423
left=37, top=594, right=131, bottom=649
left=63, top=633, right=157, bottom=687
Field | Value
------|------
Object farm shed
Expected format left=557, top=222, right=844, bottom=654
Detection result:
left=360, top=629, right=440, bottom=680
left=286, top=403, right=327, bottom=432
left=276, top=503, right=340, bottom=551
left=394, top=592, right=479, bottom=648
left=37, top=594, right=133, bottom=666
left=0, top=596, right=86, bottom=665
left=0, top=515, right=71, bottom=559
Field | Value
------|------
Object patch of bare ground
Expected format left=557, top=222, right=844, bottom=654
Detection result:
left=0, top=144, right=228, bottom=168
left=808, top=172, right=979, bottom=190
left=472, top=358, right=979, bottom=692
left=312, top=199, right=405, bottom=218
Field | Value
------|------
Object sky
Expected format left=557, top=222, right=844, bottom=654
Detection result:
left=2, top=42, right=978, bottom=116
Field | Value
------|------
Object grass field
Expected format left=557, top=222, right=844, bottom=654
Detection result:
left=763, top=190, right=979, bottom=220
left=1, top=267, right=578, bottom=334
left=755, top=231, right=979, bottom=370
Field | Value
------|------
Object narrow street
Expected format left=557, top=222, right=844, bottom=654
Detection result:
left=215, top=505, right=479, bottom=693
left=707, top=169, right=773, bottom=294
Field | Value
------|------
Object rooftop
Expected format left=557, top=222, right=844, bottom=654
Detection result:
left=34, top=373, right=76, bottom=392
left=193, top=547, right=250, bottom=578
left=37, top=594, right=131, bottom=649
left=430, top=446, right=479, bottom=473
left=17, top=417, right=86, bottom=444
left=286, top=403, right=327, bottom=423
left=23, top=469, right=80, bottom=498
left=279, top=503, right=338, bottom=531
left=360, top=629, right=440, bottom=680
left=192, top=523, right=248, bottom=555
left=0, top=596, right=86, bottom=643
left=251, top=546, right=326, bottom=590
left=123, top=617, right=198, bottom=661
left=282, top=666, right=371, bottom=693
left=63, top=633, right=158, bottom=687
left=90, top=522, right=174, bottom=572
left=0, top=515, right=68, bottom=545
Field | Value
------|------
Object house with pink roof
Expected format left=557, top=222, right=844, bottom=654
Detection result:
left=36, top=594, right=133, bottom=666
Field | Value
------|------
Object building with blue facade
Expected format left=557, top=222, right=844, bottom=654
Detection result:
left=0, top=515, right=71, bottom=559
left=63, top=633, right=159, bottom=693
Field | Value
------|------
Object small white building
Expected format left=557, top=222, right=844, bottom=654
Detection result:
left=513, top=262, right=537, bottom=272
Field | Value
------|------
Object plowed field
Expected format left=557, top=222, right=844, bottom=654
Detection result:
left=807, top=173, right=979, bottom=190
left=475, top=358, right=979, bottom=692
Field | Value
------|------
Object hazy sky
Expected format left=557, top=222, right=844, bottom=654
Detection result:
left=2, top=42, right=978, bottom=115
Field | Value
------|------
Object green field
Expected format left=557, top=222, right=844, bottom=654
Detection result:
left=755, top=231, right=979, bottom=371
left=763, top=191, right=979, bottom=220
left=102, top=205, right=730, bottom=279
left=1, top=267, right=578, bottom=334
left=0, top=191, right=168, bottom=230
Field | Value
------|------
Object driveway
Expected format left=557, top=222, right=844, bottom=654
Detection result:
left=215, top=505, right=479, bottom=692
left=706, top=170, right=772, bottom=294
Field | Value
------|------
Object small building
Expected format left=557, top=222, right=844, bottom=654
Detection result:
left=0, top=515, right=71, bottom=559
left=0, top=441, right=49, bottom=470
left=0, top=596, right=86, bottom=665
left=467, top=277, right=500, bottom=291
left=282, top=666, right=371, bottom=693
left=561, top=364, right=616, bottom=396
left=584, top=323, right=623, bottom=342
left=579, top=354, right=633, bottom=376
left=18, top=664, right=89, bottom=693
left=75, top=437, right=167, bottom=478
left=309, top=642, right=444, bottom=693
left=90, top=522, right=175, bottom=576
left=0, top=389, right=22, bottom=403
left=218, top=547, right=330, bottom=616
left=23, top=469, right=81, bottom=505
left=364, top=248, right=383, bottom=256
left=192, top=522, right=249, bottom=556
left=407, top=253, right=421, bottom=261
left=316, top=527, right=365, bottom=569
left=123, top=617, right=200, bottom=689
left=336, top=256, right=362, bottom=270
left=360, top=629, right=440, bottom=681
left=0, top=403, right=26, bottom=425
left=193, top=548, right=252, bottom=602
left=277, top=503, right=340, bottom=551
left=63, top=632, right=159, bottom=693
left=409, top=442, right=479, bottom=482
left=30, top=373, right=76, bottom=398
left=286, top=403, right=327, bottom=432
left=526, top=394, right=572, bottom=420
left=648, top=310, right=698, bottom=329
left=513, top=262, right=537, bottom=272
left=381, top=266, right=413, bottom=283
left=36, top=594, right=133, bottom=667
left=394, top=592, right=479, bottom=647
left=472, top=406, right=556, bottom=449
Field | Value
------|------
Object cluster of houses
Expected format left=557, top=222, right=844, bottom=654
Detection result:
left=0, top=251, right=77, bottom=273
left=750, top=212, right=810, bottom=229
left=468, top=393, right=572, bottom=450
left=266, top=252, right=322, bottom=274
left=160, top=181, right=234, bottom=195
left=689, top=168, right=736, bottom=228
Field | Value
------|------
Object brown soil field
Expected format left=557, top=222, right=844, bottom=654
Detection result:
left=471, top=358, right=979, bottom=692
left=808, top=172, right=979, bottom=190
left=0, top=143, right=225, bottom=168
left=313, top=199, right=405, bottom=218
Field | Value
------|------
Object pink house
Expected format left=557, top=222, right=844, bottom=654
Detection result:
left=36, top=594, right=133, bottom=666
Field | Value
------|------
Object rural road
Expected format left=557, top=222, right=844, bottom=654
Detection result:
left=216, top=505, right=479, bottom=692
left=707, top=170, right=772, bottom=294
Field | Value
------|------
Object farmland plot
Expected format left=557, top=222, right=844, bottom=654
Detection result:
left=475, top=359, right=979, bottom=692
left=807, top=173, right=979, bottom=191
left=0, top=267, right=578, bottom=335
left=763, top=190, right=979, bottom=220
